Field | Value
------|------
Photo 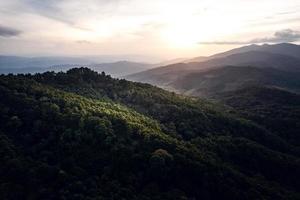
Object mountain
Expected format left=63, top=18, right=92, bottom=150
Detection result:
left=48, top=61, right=153, bottom=77
left=154, top=57, right=189, bottom=66
left=184, top=43, right=300, bottom=63
left=198, top=51, right=300, bottom=72
left=126, top=51, right=300, bottom=86
left=170, top=66, right=300, bottom=97
left=0, top=68, right=300, bottom=199
left=209, top=43, right=300, bottom=59
left=126, top=43, right=300, bottom=97
left=0, top=56, right=154, bottom=77
left=0, top=55, right=92, bottom=69
left=90, top=61, right=153, bottom=77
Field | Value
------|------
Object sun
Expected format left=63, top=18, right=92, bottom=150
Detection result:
left=158, top=1, right=244, bottom=49
left=162, top=21, right=203, bottom=49
left=159, top=3, right=204, bottom=49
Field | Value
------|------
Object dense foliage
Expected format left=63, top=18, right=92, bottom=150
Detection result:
left=0, top=68, right=299, bottom=199
left=220, top=86, right=300, bottom=146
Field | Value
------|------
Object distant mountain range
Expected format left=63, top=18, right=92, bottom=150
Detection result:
left=209, top=43, right=300, bottom=59
left=186, top=43, right=300, bottom=62
left=0, top=56, right=154, bottom=77
left=47, top=61, right=154, bottom=77
left=126, top=43, right=300, bottom=97
left=0, top=56, right=92, bottom=69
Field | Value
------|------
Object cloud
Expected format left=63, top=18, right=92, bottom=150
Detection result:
left=76, top=40, right=92, bottom=44
left=21, top=0, right=126, bottom=31
left=24, top=0, right=78, bottom=27
left=0, top=25, right=22, bottom=37
left=200, top=29, right=300, bottom=45
left=251, top=29, right=300, bottom=43
left=200, top=41, right=247, bottom=45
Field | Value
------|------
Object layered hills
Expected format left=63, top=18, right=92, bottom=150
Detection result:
left=126, top=43, right=300, bottom=98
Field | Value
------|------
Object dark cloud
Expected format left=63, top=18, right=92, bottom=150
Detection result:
left=0, top=25, right=22, bottom=37
left=21, top=0, right=90, bottom=31
left=23, top=0, right=125, bottom=31
left=251, top=29, right=300, bottom=43
left=25, top=0, right=75, bottom=26
left=200, top=29, right=300, bottom=45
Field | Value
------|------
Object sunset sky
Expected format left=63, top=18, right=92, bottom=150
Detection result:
left=0, top=0, right=300, bottom=61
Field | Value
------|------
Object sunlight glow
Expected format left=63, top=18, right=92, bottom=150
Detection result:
left=160, top=3, right=243, bottom=49
left=0, top=0, right=300, bottom=57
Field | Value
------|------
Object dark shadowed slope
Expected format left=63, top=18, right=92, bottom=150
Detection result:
left=220, top=86, right=300, bottom=146
left=170, top=66, right=300, bottom=97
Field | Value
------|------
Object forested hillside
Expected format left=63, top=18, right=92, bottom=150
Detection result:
left=0, top=68, right=299, bottom=200
left=220, top=86, right=300, bottom=146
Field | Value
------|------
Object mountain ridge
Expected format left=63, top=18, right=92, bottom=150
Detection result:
left=126, top=43, right=300, bottom=97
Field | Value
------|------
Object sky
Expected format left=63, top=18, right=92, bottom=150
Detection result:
left=0, top=0, right=300, bottom=61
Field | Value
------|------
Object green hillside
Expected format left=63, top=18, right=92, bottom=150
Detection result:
left=32, top=68, right=300, bottom=153
left=0, top=68, right=299, bottom=199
